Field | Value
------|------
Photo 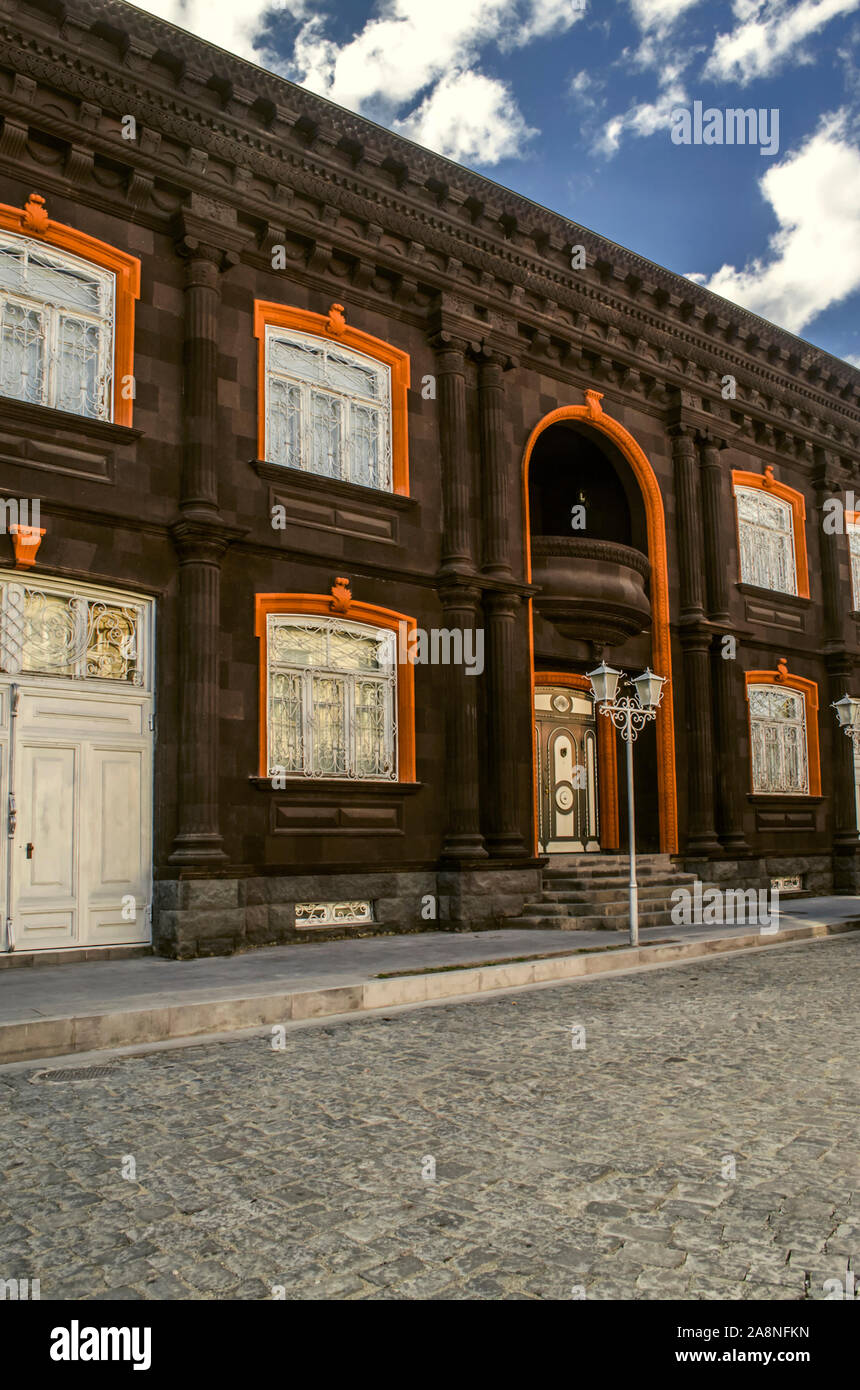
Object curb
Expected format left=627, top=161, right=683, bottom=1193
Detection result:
left=1, top=920, right=857, bottom=1063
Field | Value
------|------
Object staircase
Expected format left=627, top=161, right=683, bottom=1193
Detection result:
left=508, top=853, right=698, bottom=931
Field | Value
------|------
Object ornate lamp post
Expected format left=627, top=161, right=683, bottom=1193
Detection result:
left=832, top=693, right=860, bottom=747
left=587, top=662, right=666, bottom=946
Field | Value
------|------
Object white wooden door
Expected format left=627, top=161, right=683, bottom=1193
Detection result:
left=8, top=688, right=152, bottom=950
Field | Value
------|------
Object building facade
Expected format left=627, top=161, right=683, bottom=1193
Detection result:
left=1, top=0, right=859, bottom=959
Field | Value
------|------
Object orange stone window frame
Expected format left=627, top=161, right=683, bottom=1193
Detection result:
left=254, top=594, right=416, bottom=781
left=534, top=672, right=620, bottom=850
left=744, top=668, right=821, bottom=797
left=732, top=469, right=810, bottom=599
left=0, top=197, right=141, bottom=428
left=253, top=301, right=411, bottom=495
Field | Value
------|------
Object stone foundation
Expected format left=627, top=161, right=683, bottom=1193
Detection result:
left=682, top=854, right=836, bottom=896
left=153, top=864, right=543, bottom=958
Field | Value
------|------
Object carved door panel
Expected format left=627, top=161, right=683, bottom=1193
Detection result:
left=535, top=685, right=599, bottom=854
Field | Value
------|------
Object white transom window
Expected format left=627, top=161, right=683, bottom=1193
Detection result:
left=735, top=486, right=797, bottom=595
left=847, top=520, right=860, bottom=611
left=748, top=684, right=809, bottom=795
left=0, top=573, right=149, bottom=687
left=266, top=615, right=397, bottom=779
left=264, top=326, right=392, bottom=490
left=0, top=232, right=115, bottom=421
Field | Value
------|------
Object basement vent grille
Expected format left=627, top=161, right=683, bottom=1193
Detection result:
left=295, top=900, right=374, bottom=927
left=30, top=1066, right=116, bottom=1084
left=771, top=874, right=802, bottom=893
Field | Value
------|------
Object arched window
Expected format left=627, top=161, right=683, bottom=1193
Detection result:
left=0, top=231, right=115, bottom=419
left=732, top=470, right=808, bottom=597
left=254, top=301, right=410, bottom=495
left=846, top=512, right=860, bottom=611
left=745, top=669, right=819, bottom=796
left=0, top=198, right=139, bottom=426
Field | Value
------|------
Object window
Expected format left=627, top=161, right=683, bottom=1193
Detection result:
left=264, top=327, right=391, bottom=489
left=732, top=469, right=809, bottom=598
left=748, top=684, right=809, bottom=794
left=0, top=232, right=115, bottom=420
left=847, top=516, right=860, bottom=611
left=266, top=614, right=397, bottom=779
left=735, top=486, right=796, bottom=594
left=254, top=301, right=411, bottom=495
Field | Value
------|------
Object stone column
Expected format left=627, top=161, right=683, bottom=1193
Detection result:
left=432, top=333, right=473, bottom=574
left=699, top=439, right=730, bottom=623
left=671, top=426, right=719, bottom=851
left=477, top=350, right=513, bottom=579
left=699, top=435, right=748, bottom=852
left=439, top=583, right=486, bottom=859
left=671, top=425, right=705, bottom=620
left=484, top=591, right=528, bottom=856
left=680, top=628, right=721, bottom=854
left=168, top=229, right=242, bottom=865
left=169, top=520, right=236, bottom=864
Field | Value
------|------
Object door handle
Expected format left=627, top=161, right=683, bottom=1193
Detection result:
left=25, top=843, right=34, bottom=859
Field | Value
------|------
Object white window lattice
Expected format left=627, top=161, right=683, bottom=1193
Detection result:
left=267, top=615, right=397, bottom=780
left=0, top=232, right=115, bottom=421
left=748, top=684, right=809, bottom=795
left=735, top=486, right=797, bottom=595
left=0, top=580, right=143, bottom=684
left=264, top=326, right=392, bottom=490
left=847, top=523, right=860, bottom=611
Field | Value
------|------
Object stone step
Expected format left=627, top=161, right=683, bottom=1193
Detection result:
left=544, top=850, right=680, bottom=861
left=523, top=897, right=678, bottom=916
left=506, top=906, right=678, bottom=932
left=540, top=880, right=694, bottom=902
left=542, top=872, right=698, bottom=891
left=536, top=893, right=686, bottom=913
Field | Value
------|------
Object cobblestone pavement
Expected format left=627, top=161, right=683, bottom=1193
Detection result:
left=1, top=936, right=858, bottom=1301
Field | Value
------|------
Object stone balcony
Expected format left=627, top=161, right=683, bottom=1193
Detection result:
left=530, top=536, right=651, bottom=644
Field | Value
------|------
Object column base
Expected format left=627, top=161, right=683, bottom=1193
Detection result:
left=168, top=833, right=228, bottom=867
left=685, top=832, right=722, bottom=855
left=719, top=833, right=750, bottom=854
left=440, top=834, right=488, bottom=860
left=485, top=832, right=529, bottom=857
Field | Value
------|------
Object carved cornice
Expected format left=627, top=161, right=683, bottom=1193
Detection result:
left=1, top=0, right=858, bottom=458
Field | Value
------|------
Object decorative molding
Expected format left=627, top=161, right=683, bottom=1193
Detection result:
left=9, top=524, right=45, bottom=569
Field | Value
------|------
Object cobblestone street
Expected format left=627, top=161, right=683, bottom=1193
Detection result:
left=1, top=936, right=858, bottom=1301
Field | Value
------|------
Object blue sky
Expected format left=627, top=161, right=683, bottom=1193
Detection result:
left=142, top=0, right=860, bottom=367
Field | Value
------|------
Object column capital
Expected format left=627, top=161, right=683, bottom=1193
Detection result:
left=170, top=517, right=247, bottom=564
left=172, top=207, right=250, bottom=273
left=428, top=329, right=469, bottom=357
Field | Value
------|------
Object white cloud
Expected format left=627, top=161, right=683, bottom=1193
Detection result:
left=394, top=69, right=537, bottom=162
left=594, top=71, right=688, bottom=155
left=689, top=111, right=860, bottom=334
left=629, top=0, right=704, bottom=35
left=139, top=0, right=305, bottom=65
left=138, top=0, right=585, bottom=166
left=704, top=0, right=860, bottom=84
left=843, top=351, right=860, bottom=365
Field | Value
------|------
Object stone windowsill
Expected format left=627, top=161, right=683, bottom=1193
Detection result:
left=0, top=395, right=143, bottom=445
left=250, top=459, right=419, bottom=513
left=249, top=776, right=421, bottom=795
left=736, top=582, right=810, bottom=610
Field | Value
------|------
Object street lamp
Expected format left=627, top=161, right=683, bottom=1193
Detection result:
left=832, top=693, right=860, bottom=744
left=586, top=663, right=666, bottom=946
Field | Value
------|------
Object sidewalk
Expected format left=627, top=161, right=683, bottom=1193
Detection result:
left=1, top=896, right=858, bottom=1064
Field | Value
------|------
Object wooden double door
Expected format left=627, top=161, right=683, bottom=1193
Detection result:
left=535, top=683, right=600, bottom=854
